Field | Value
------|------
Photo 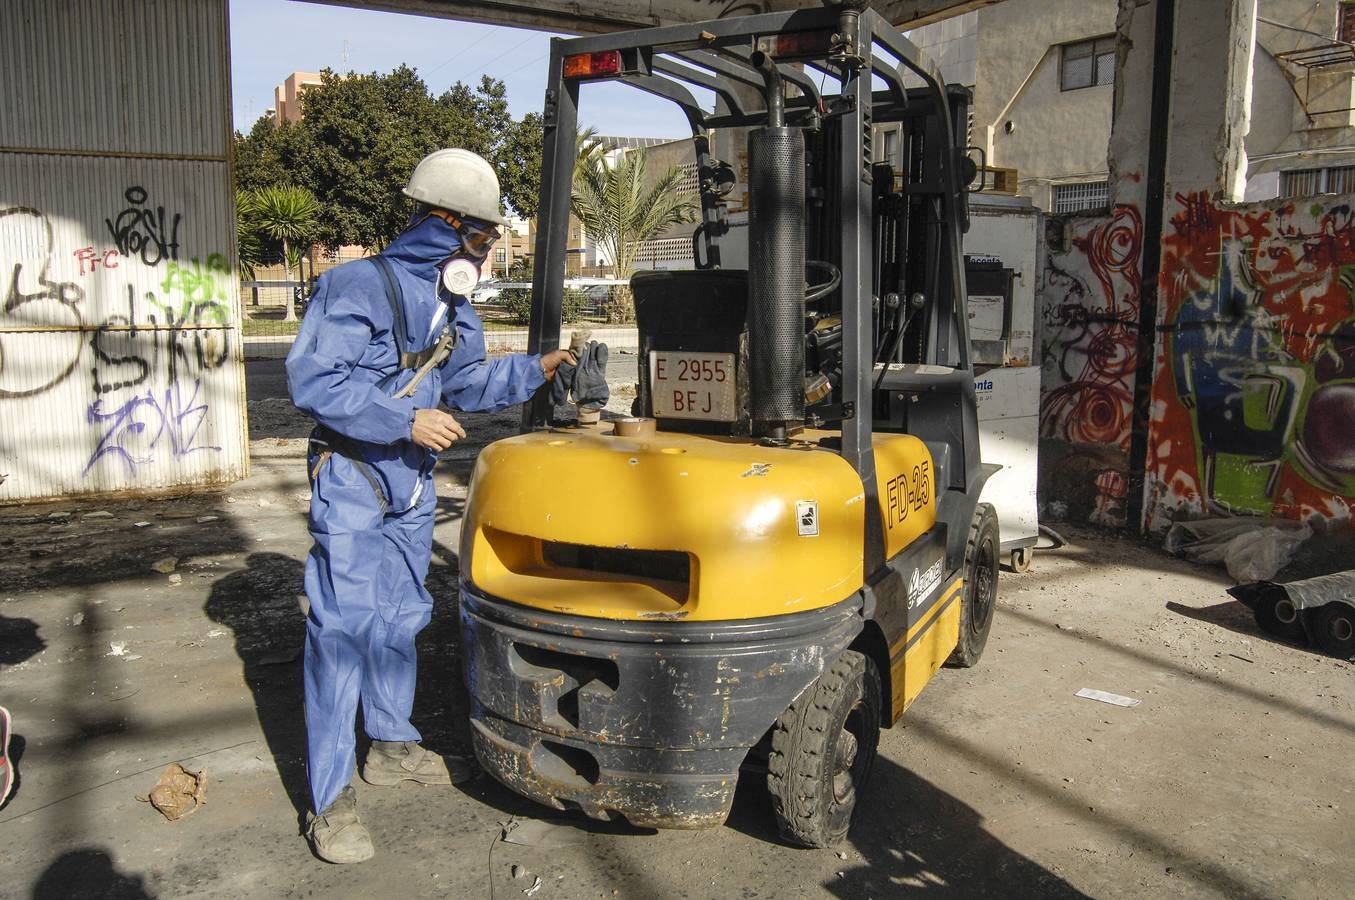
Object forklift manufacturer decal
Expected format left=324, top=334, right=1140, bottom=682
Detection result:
left=885, top=460, right=931, bottom=529
left=907, top=558, right=945, bottom=609
left=796, top=500, right=819, bottom=537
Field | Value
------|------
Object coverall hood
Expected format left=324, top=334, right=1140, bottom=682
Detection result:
left=384, top=214, right=463, bottom=283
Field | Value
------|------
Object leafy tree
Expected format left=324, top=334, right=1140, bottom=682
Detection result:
left=232, top=67, right=543, bottom=250
left=252, top=185, right=319, bottom=321
left=570, top=147, right=697, bottom=282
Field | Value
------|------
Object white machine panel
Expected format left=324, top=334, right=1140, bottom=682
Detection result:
left=975, top=366, right=1041, bottom=550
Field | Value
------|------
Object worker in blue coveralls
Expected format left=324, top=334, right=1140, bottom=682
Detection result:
left=286, top=149, right=574, bottom=864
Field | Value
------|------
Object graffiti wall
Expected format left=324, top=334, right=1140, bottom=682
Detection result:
left=1143, top=192, right=1355, bottom=530
left=1, top=0, right=245, bottom=502
left=1039, top=205, right=1143, bottom=526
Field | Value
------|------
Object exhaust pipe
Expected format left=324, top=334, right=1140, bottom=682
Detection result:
left=747, top=51, right=805, bottom=441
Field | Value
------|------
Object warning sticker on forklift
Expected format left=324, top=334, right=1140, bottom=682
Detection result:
left=796, top=501, right=819, bottom=537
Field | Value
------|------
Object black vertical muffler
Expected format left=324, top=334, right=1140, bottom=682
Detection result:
left=747, top=52, right=805, bottom=440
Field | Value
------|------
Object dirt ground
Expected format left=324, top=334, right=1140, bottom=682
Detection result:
left=1, top=395, right=1352, bottom=899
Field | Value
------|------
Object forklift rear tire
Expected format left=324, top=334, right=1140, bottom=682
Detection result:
left=1010, top=546, right=1033, bottom=574
left=1312, top=602, right=1355, bottom=660
left=948, top=503, right=999, bottom=668
left=767, top=650, right=881, bottom=848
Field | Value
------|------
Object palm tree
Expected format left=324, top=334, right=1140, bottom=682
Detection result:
left=570, top=146, right=697, bottom=286
left=234, top=189, right=264, bottom=281
left=252, top=185, right=319, bottom=321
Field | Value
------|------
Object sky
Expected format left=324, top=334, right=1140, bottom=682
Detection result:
left=229, top=0, right=695, bottom=138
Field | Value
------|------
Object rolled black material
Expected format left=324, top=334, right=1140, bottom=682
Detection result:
left=747, top=126, right=806, bottom=435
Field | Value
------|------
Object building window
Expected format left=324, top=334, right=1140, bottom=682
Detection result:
left=494, top=248, right=506, bottom=264
left=1053, top=180, right=1111, bottom=214
left=880, top=128, right=900, bottom=167
left=1281, top=165, right=1355, bottom=197
left=1061, top=36, right=1116, bottom=91
left=1341, top=3, right=1355, bottom=43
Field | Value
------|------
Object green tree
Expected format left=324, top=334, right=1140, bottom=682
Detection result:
left=570, top=147, right=697, bottom=283
left=252, top=185, right=319, bottom=321
left=234, top=189, right=265, bottom=280
left=232, top=67, right=543, bottom=250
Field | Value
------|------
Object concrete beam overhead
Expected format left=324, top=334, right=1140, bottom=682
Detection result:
left=297, top=0, right=1004, bottom=35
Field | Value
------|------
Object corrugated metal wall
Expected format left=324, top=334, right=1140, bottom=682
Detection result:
left=0, top=0, right=247, bottom=502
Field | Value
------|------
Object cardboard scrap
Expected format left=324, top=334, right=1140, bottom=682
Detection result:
left=139, top=763, right=208, bottom=821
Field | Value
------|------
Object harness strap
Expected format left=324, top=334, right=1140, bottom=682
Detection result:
left=368, top=256, right=408, bottom=360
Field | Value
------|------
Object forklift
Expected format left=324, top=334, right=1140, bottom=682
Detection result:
left=458, top=2, right=998, bottom=847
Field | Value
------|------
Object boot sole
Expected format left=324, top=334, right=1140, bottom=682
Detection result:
left=360, top=769, right=454, bottom=787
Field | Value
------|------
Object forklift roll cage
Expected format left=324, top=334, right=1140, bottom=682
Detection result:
left=523, top=5, right=977, bottom=576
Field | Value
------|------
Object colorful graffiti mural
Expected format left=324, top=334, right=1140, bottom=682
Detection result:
left=1039, top=204, right=1143, bottom=526
left=1145, top=193, right=1355, bottom=529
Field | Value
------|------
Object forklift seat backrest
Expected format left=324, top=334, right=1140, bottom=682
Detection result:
left=631, top=269, right=749, bottom=336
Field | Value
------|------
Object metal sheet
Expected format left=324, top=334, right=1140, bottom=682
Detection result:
left=1, top=0, right=230, bottom=158
left=0, top=0, right=244, bottom=504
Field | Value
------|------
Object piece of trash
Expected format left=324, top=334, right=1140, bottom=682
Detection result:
left=151, top=557, right=178, bottom=574
left=511, top=865, right=526, bottom=880
left=196, top=515, right=219, bottom=524
left=523, top=876, right=543, bottom=897
left=83, top=510, right=114, bottom=519
left=108, top=641, right=128, bottom=656
left=168, top=573, right=183, bottom=586
left=225, top=497, right=237, bottom=504
left=1228, top=653, right=1255, bottom=664
left=501, top=818, right=586, bottom=848
left=138, top=763, right=208, bottom=821
left=258, top=647, right=302, bottom=666
left=124, top=654, right=143, bottom=661
left=134, top=521, right=152, bottom=528
left=1075, top=688, right=1141, bottom=708
left=206, top=629, right=225, bottom=639
left=1165, top=517, right=1311, bottom=583
left=72, top=612, right=84, bottom=627
left=836, top=850, right=848, bottom=860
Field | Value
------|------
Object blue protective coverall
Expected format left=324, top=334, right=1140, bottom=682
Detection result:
left=285, top=215, right=544, bottom=814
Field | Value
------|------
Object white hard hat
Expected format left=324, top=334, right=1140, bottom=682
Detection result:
left=402, top=148, right=508, bottom=226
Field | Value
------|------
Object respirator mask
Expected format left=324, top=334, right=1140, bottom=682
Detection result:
left=433, top=212, right=501, bottom=297
left=441, top=257, right=482, bottom=295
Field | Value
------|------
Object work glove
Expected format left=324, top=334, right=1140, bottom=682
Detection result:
left=550, top=340, right=609, bottom=409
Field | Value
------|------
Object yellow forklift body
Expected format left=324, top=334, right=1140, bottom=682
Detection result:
left=464, top=427, right=936, bottom=623
left=890, top=577, right=964, bottom=720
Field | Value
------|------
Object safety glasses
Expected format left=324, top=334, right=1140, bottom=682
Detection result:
left=424, top=209, right=500, bottom=259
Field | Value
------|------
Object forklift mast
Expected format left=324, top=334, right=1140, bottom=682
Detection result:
left=522, top=3, right=980, bottom=575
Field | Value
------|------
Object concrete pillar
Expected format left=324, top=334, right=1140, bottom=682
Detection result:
left=1164, top=0, right=1256, bottom=201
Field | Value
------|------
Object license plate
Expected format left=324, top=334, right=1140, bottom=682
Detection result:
left=649, top=351, right=737, bottom=421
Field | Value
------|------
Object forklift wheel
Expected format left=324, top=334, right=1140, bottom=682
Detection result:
left=1009, top=546, right=1033, bottom=574
left=767, top=650, right=881, bottom=848
left=1252, top=590, right=1305, bottom=643
left=1312, top=602, right=1355, bottom=660
left=948, top=503, right=999, bottom=668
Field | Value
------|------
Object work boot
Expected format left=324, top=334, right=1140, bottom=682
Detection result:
left=306, top=786, right=375, bottom=864
left=361, top=740, right=476, bottom=786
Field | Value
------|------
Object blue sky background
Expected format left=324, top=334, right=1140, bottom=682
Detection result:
left=229, top=0, right=694, bottom=138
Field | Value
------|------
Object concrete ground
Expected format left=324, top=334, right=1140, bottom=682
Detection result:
left=1, top=379, right=1353, bottom=899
